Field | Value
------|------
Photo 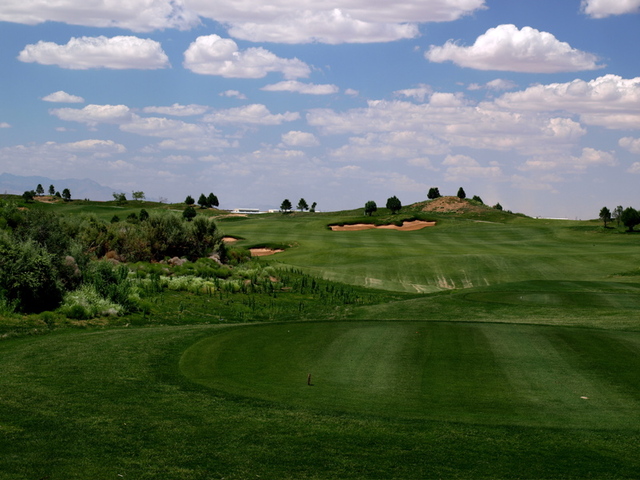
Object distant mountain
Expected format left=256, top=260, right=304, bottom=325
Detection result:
left=0, top=173, right=118, bottom=201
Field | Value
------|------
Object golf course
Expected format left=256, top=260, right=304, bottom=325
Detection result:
left=1, top=198, right=640, bottom=479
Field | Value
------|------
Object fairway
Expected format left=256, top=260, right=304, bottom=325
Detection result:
left=181, top=321, right=640, bottom=429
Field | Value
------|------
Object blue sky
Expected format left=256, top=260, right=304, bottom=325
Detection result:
left=1, top=0, right=639, bottom=218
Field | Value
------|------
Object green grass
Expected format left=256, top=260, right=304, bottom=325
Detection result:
left=2, top=203, right=640, bottom=478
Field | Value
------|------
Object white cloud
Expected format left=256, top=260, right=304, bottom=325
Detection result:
left=19, top=36, right=170, bottom=70
left=281, top=131, right=320, bottom=147
left=188, top=0, right=485, bottom=44
left=60, top=139, right=126, bottom=154
left=426, top=24, right=603, bottom=73
left=519, top=148, right=617, bottom=173
left=468, top=79, right=517, bottom=91
left=0, top=0, right=199, bottom=32
left=629, top=162, right=640, bottom=174
left=42, top=91, right=85, bottom=103
left=496, top=75, right=640, bottom=130
left=120, top=117, right=206, bottom=138
left=344, top=88, right=359, bottom=96
left=142, top=104, right=209, bottom=116
left=183, top=35, right=310, bottom=79
left=442, top=154, right=503, bottom=181
left=203, top=104, right=300, bottom=125
left=220, top=90, right=248, bottom=99
left=394, top=84, right=433, bottom=102
left=308, top=96, right=585, bottom=155
left=407, top=157, right=436, bottom=169
left=619, top=137, right=640, bottom=154
left=50, top=104, right=134, bottom=125
left=262, top=81, right=339, bottom=95
left=0, top=122, right=11, bottom=128
left=581, top=0, right=640, bottom=18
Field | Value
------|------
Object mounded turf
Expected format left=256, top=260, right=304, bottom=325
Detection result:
left=181, top=321, right=640, bottom=429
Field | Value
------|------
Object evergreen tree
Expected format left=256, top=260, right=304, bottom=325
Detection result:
left=198, top=193, right=209, bottom=208
left=185, top=195, right=195, bottom=206
left=427, top=187, right=441, bottom=199
left=36, top=184, right=44, bottom=196
left=182, top=206, right=197, bottom=222
left=297, top=198, right=309, bottom=211
left=280, top=199, right=292, bottom=212
left=207, top=193, right=219, bottom=208
left=48, top=184, right=55, bottom=196
left=62, top=188, right=71, bottom=202
left=457, top=187, right=466, bottom=199
left=599, top=206, right=612, bottom=228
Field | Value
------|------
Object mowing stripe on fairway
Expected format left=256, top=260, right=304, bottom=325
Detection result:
left=180, top=321, right=640, bottom=429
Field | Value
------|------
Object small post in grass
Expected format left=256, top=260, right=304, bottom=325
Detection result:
left=307, top=373, right=312, bottom=386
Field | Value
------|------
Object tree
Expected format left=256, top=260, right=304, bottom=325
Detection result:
left=111, top=215, right=120, bottom=223
left=112, top=192, right=126, bottom=205
left=182, top=206, right=197, bottom=222
left=493, top=202, right=503, bottom=211
left=386, top=195, right=402, bottom=214
left=280, top=199, right=292, bottom=212
left=613, top=205, right=624, bottom=227
left=22, top=190, right=35, bottom=202
left=620, top=207, right=640, bottom=232
left=599, top=206, right=612, bottom=228
left=139, top=209, right=149, bottom=221
left=48, top=184, right=55, bottom=196
left=132, top=191, right=145, bottom=201
left=310, top=202, right=317, bottom=213
left=62, top=188, right=71, bottom=202
left=297, top=198, right=309, bottom=211
left=457, top=187, right=466, bottom=199
left=36, top=184, right=44, bottom=196
left=207, top=193, right=219, bottom=208
left=198, top=193, right=209, bottom=209
left=364, top=200, right=377, bottom=216
left=427, top=187, right=441, bottom=199
left=472, top=195, right=483, bottom=204
left=185, top=195, right=195, bottom=206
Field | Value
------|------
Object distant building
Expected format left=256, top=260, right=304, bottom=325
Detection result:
left=231, top=208, right=261, bottom=214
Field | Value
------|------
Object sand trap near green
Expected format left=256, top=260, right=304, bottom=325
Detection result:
left=180, top=321, right=640, bottom=429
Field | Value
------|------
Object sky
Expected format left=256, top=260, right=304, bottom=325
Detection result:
left=1, top=0, right=639, bottom=218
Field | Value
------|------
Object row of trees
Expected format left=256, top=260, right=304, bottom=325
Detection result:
left=280, top=198, right=317, bottom=213
left=24, top=184, right=71, bottom=202
left=600, top=206, right=640, bottom=231
left=185, top=193, right=219, bottom=209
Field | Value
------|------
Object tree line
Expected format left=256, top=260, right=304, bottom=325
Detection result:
left=23, top=183, right=71, bottom=202
left=599, top=205, right=640, bottom=231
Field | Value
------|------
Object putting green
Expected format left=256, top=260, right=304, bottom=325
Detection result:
left=180, top=321, right=640, bottom=429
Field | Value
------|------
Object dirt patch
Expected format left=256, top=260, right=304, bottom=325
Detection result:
left=419, top=196, right=487, bottom=214
left=222, top=237, right=239, bottom=243
left=249, top=248, right=284, bottom=257
left=331, top=220, right=435, bottom=231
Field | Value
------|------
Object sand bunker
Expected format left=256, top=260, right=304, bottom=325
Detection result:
left=249, top=248, right=284, bottom=257
left=330, top=220, right=435, bottom=232
left=222, top=237, right=239, bottom=243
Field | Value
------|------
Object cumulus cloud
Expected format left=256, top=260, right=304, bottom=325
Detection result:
left=42, top=91, right=85, bottom=103
left=142, top=104, right=209, bottom=116
left=426, top=24, right=603, bottom=73
left=220, top=90, right=248, bottom=99
left=519, top=148, right=617, bottom=173
left=442, top=154, right=503, bottom=181
left=468, top=79, right=517, bottom=91
left=496, top=75, right=640, bottom=129
left=394, top=84, right=433, bottom=102
left=60, top=139, right=126, bottom=153
left=629, top=162, right=640, bottom=174
left=188, top=0, right=485, bottom=44
left=183, top=35, right=310, bottom=79
left=0, top=0, right=199, bottom=32
left=50, top=104, right=134, bottom=125
left=619, top=137, right=640, bottom=154
left=581, top=0, right=640, bottom=18
left=120, top=117, right=206, bottom=138
left=262, top=81, right=339, bottom=95
left=281, top=131, right=320, bottom=147
left=19, top=36, right=170, bottom=70
left=203, top=104, right=300, bottom=125
left=0, top=122, right=11, bottom=128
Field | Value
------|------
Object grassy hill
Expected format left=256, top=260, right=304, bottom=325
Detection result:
left=1, top=196, right=639, bottom=479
